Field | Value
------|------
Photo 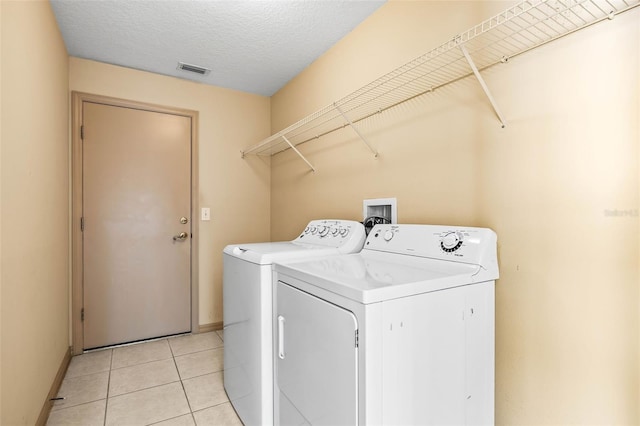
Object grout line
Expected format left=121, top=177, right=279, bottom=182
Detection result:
left=110, top=357, right=175, bottom=371
left=180, top=367, right=224, bottom=383
left=146, top=412, right=194, bottom=426
left=108, top=380, right=183, bottom=400
left=50, top=397, right=108, bottom=414
left=172, top=345, right=224, bottom=362
left=176, top=376, right=194, bottom=414
left=106, top=340, right=182, bottom=399
left=61, top=350, right=113, bottom=380
left=167, top=336, right=176, bottom=358
left=169, top=338, right=196, bottom=415
left=55, top=368, right=110, bottom=383
left=104, top=349, right=113, bottom=426
left=50, top=370, right=111, bottom=413
left=169, top=331, right=224, bottom=358
left=110, top=355, right=176, bottom=373
left=192, top=399, right=233, bottom=414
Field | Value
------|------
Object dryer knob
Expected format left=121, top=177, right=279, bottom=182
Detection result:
left=441, top=232, right=463, bottom=252
left=383, top=230, right=394, bottom=241
left=442, top=232, right=457, bottom=248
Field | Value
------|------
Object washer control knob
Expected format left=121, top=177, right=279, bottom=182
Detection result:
left=383, top=230, right=394, bottom=241
left=330, top=227, right=339, bottom=236
left=441, top=231, right=463, bottom=252
left=318, top=226, right=329, bottom=237
left=309, top=226, right=317, bottom=234
left=304, top=226, right=311, bottom=234
left=339, top=227, right=349, bottom=237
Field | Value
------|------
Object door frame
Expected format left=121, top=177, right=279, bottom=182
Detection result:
left=71, top=91, right=199, bottom=354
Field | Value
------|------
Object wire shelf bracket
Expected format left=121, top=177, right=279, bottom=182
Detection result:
left=459, top=44, right=507, bottom=128
left=334, top=103, right=379, bottom=158
left=240, top=0, right=640, bottom=169
left=282, top=134, right=316, bottom=172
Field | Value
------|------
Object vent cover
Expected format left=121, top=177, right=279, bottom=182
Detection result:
left=177, top=62, right=211, bottom=76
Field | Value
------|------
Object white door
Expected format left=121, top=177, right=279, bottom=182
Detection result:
left=82, top=101, right=192, bottom=349
left=276, top=281, right=358, bottom=425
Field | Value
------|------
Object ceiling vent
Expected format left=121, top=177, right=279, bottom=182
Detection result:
left=177, top=62, right=211, bottom=76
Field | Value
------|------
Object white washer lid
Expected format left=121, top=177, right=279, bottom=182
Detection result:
left=223, top=241, right=346, bottom=265
left=275, top=250, right=493, bottom=304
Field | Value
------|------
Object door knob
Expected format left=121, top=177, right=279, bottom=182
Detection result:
left=173, top=232, right=188, bottom=241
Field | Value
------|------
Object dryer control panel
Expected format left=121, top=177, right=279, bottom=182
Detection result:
left=365, top=224, right=498, bottom=274
left=294, top=219, right=366, bottom=253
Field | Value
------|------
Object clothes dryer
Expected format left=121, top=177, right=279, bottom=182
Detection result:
left=273, top=224, right=499, bottom=425
left=223, top=220, right=365, bottom=425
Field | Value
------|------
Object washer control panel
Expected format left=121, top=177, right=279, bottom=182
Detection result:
left=294, top=219, right=366, bottom=252
left=365, top=224, right=498, bottom=268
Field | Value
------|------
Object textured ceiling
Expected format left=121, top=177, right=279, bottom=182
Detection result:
left=50, top=0, right=386, bottom=96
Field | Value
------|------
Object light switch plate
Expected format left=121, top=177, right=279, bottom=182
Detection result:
left=201, top=207, right=211, bottom=221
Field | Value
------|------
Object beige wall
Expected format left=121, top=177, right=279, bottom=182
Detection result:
left=271, top=1, right=639, bottom=425
left=271, top=0, right=494, bottom=235
left=69, top=58, right=271, bottom=327
left=1, top=1, right=70, bottom=424
left=0, top=1, right=3, bottom=421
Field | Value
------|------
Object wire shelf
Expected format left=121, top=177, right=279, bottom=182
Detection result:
left=242, top=0, right=639, bottom=160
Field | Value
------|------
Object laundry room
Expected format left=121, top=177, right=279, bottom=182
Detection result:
left=1, top=0, right=638, bottom=425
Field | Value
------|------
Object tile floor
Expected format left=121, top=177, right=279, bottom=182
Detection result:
left=46, top=331, right=243, bottom=426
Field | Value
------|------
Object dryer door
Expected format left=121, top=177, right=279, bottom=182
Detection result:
left=276, top=281, right=358, bottom=425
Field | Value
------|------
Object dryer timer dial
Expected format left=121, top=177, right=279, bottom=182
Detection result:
left=441, top=231, right=463, bottom=252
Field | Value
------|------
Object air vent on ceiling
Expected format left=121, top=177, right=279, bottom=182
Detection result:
left=177, top=62, right=211, bottom=76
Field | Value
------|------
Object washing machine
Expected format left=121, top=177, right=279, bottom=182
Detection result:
left=273, top=224, right=499, bottom=425
left=223, top=219, right=366, bottom=426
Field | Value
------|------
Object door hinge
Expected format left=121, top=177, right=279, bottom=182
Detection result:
left=355, top=329, right=359, bottom=348
left=80, top=217, right=84, bottom=232
left=80, top=125, right=84, bottom=140
left=81, top=308, right=85, bottom=322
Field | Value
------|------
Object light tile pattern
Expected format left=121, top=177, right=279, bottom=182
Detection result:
left=175, top=348, right=224, bottom=380
left=108, top=358, right=180, bottom=397
left=47, top=400, right=106, bottom=426
left=182, top=372, right=228, bottom=412
left=52, top=372, right=110, bottom=411
left=111, top=339, right=173, bottom=369
left=46, top=331, right=243, bottom=426
left=192, top=403, right=243, bottom=426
